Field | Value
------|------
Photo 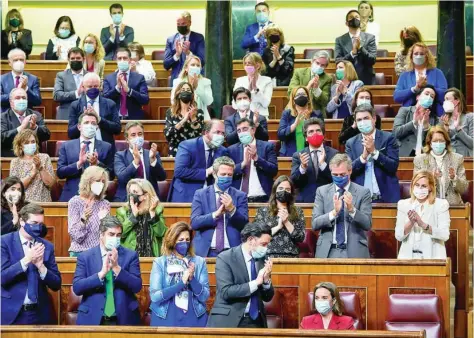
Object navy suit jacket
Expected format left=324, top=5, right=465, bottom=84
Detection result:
left=227, top=140, right=278, bottom=197
left=114, top=148, right=166, bottom=202
left=103, top=71, right=149, bottom=120
left=224, top=111, right=269, bottom=146
left=169, top=136, right=228, bottom=202
left=164, top=31, right=205, bottom=85
left=72, top=245, right=142, bottom=325
left=241, top=22, right=272, bottom=54
left=1, top=231, right=61, bottom=325
left=1, top=71, right=41, bottom=112
left=100, top=26, right=135, bottom=61
left=291, top=145, right=339, bottom=203
left=345, top=130, right=401, bottom=203
left=190, top=186, right=248, bottom=257
left=57, top=138, right=114, bottom=202
left=68, top=95, right=121, bottom=152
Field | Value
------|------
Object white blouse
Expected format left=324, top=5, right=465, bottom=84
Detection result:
left=135, top=58, right=157, bottom=86
left=365, top=21, right=380, bottom=47
left=232, top=75, right=273, bottom=119
left=50, top=35, right=79, bottom=61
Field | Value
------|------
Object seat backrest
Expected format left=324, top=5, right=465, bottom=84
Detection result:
left=374, top=104, right=390, bottom=118
left=50, top=182, right=63, bottom=202
left=297, top=229, right=317, bottom=258
left=303, top=48, right=334, bottom=59
left=54, top=140, right=67, bottom=157
left=461, top=180, right=473, bottom=205
left=385, top=294, right=443, bottom=338
left=158, top=180, right=170, bottom=202
left=268, top=140, right=281, bottom=155
left=307, top=291, right=363, bottom=329
left=376, top=49, right=389, bottom=57
left=40, top=52, right=46, bottom=60
left=366, top=229, right=376, bottom=259
left=115, top=140, right=151, bottom=152
left=264, top=290, right=284, bottom=328
left=106, top=181, right=117, bottom=201
left=66, top=286, right=83, bottom=325
left=375, top=73, right=386, bottom=85
left=399, top=181, right=412, bottom=199
left=221, top=105, right=237, bottom=120
left=151, top=50, right=165, bottom=60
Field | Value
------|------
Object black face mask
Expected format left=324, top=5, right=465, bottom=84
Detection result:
left=404, top=38, right=414, bottom=48
left=179, top=91, right=193, bottom=104
left=130, top=193, right=141, bottom=205
left=269, top=35, right=280, bottom=43
left=276, top=190, right=292, bottom=203
left=294, top=95, right=309, bottom=107
left=348, top=18, right=361, bottom=29
left=70, top=60, right=83, bottom=71
left=177, top=25, right=188, bottom=35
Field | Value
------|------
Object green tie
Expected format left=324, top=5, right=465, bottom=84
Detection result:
left=104, top=270, right=115, bottom=317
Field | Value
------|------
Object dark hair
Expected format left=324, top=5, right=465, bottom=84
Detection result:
left=351, top=86, right=374, bottom=111
left=445, top=87, right=467, bottom=114
left=418, top=84, right=437, bottom=108
left=268, top=175, right=299, bottom=220
left=202, top=119, right=222, bottom=134
left=358, top=1, right=374, bottom=22
left=241, top=222, right=272, bottom=242
left=19, top=203, right=44, bottom=222
left=54, top=16, right=75, bottom=38
left=354, top=103, right=376, bottom=117
left=236, top=117, right=255, bottom=129
left=1, top=176, right=26, bottom=211
left=233, top=87, right=252, bottom=101
left=68, top=47, right=85, bottom=59
left=255, top=2, right=270, bottom=10
left=99, top=215, right=123, bottom=233
left=345, top=10, right=360, bottom=22
left=161, top=221, right=195, bottom=256
left=400, top=26, right=423, bottom=55
left=124, top=121, right=144, bottom=139
left=109, top=3, right=124, bottom=14
left=303, top=118, right=325, bottom=137
left=116, top=47, right=131, bottom=57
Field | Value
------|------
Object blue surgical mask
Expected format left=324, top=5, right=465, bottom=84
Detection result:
left=332, top=175, right=349, bottom=188
left=188, top=66, right=201, bottom=77
left=83, top=43, right=95, bottom=54
left=210, top=134, right=225, bottom=148
left=175, top=242, right=190, bottom=256
left=58, top=28, right=70, bottom=38
left=118, top=61, right=129, bottom=72
left=251, top=245, right=268, bottom=260
left=24, top=222, right=44, bottom=240
left=23, top=143, right=37, bottom=156
left=419, top=94, right=434, bottom=108
left=356, top=119, right=373, bottom=134
left=216, top=176, right=233, bottom=191
left=315, top=300, right=333, bottom=315
left=311, top=64, right=324, bottom=75
left=112, top=14, right=123, bottom=25
left=14, top=99, right=28, bottom=112
left=431, top=142, right=446, bottom=155
left=335, top=69, right=345, bottom=80
left=238, top=131, right=253, bottom=145
left=256, top=12, right=269, bottom=24
left=413, top=55, right=426, bottom=66
left=131, top=136, right=145, bottom=149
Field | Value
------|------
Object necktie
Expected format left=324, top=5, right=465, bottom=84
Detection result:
left=88, top=100, right=94, bottom=107
left=113, top=26, right=120, bottom=60
left=312, top=150, right=319, bottom=180
left=206, top=149, right=214, bottom=186
left=249, top=258, right=259, bottom=320
left=15, top=76, right=20, bottom=88
left=335, top=188, right=346, bottom=246
left=241, top=146, right=251, bottom=194
left=258, top=25, right=266, bottom=55
left=364, top=160, right=374, bottom=194
left=136, top=153, right=144, bottom=179
left=104, top=270, right=115, bottom=316
left=25, top=242, right=38, bottom=303
left=120, top=72, right=127, bottom=117
left=215, top=192, right=225, bottom=253
left=18, top=115, right=25, bottom=123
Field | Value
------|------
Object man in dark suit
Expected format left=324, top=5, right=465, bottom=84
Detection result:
left=241, top=2, right=272, bottom=55
left=73, top=215, right=142, bottom=325
left=164, top=11, right=205, bottom=85
left=335, top=9, right=377, bottom=85
left=312, top=154, right=372, bottom=259
left=57, top=111, right=114, bottom=202
left=169, top=119, right=228, bottom=202
left=228, top=118, right=277, bottom=202
left=114, top=121, right=166, bottom=202
left=225, top=87, right=268, bottom=146
left=53, top=47, right=87, bottom=120
left=346, top=104, right=400, bottom=203
left=1, top=48, right=41, bottom=112
left=191, top=156, right=248, bottom=257
left=1, top=203, right=61, bottom=325
left=0, top=88, right=50, bottom=157
left=207, top=222, right=274, bottom=328
left=68, top=72, right=121, bottom=152
left=291, top=118, right=339, bottom=203
left=103, top=47, right=149, bottom=120
left=100, top=3, right=134, bottom=60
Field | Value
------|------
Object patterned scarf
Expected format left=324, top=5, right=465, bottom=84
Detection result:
left=166, top=254, right=192, bottom=312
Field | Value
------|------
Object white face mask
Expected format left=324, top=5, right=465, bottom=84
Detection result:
left=236, top=99, right=250, bottom=112
left=413, top=186, right=429, bottom=200
left=105, top=236, right=121, bottom=251
left=5, top=190, right=21, bottom=204
left=12, top=60, right=25, bottom=73
left=82, top=124, right=97, bottom=139
left=91, top=181, right=104, bottom=196
left=443, top=100, right=455, bottom=113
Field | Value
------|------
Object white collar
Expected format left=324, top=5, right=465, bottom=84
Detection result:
left=18, top=230, right=31, bottom=246
left=204, top=138, right=211, bottom=151
left=361, top=128, right=376, bottom=139
left=349, top=30, right=361, bottom=39
left=99, top=244, right=108, bottom=258
left=13, top=110, right=26, bottom=119
left=86, top=95, right=98, bottom=103
left=180, top=31, right=191, bottom=40
left=430, top=150, right=447, bottom=159
left=80, top=136, right=95, bottom=143
left=117, top=69, right=130, bottom=77
left=309, top=144, right=324, bottom=152
left=241, top=244, right=253, bottom=263
left=335, top=182, right=351, bottom=192
left=238, top=109, right=250, bottom=117
left=11, top=70, right=23, bottom=78
left=213, top=184, right=228, bottom=194
left=71, top=69, right=84, bottom=76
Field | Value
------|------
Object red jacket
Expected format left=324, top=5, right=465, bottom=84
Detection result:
left=300, top=313, right=355, bottom=330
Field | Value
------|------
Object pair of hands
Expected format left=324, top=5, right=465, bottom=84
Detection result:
left=299, top=147, right=326, bottom=170
left=129, top=195, right=159, bottom=218
left=109, top=24, right=126, bottom=40
left=335, top=80, right=348, bottom=96
left=82, top=198, right=108, bottom=224
left=270, top=45, right=281, bottom=62
left=8, top=30, right=24, bottom=44
left=405, top=209, right=429, bottom=233
left=98, top=247, right=120, bottom=280
left=19, top=114, right=37, bottom=131
left=214, top=193, right=235, bottom=218
left=434, top=167, right=456, bottom=180
left=307, top=75, right=320, bottom=90
left=415, top=74, right=428, bottom=91
left=116, top=72, right=130, bottom=93
left=181, top=105, right=198, bottom=123
left=361, top=134, right=376, bottom=160
left=24, top=242, right=46, bottom=271
left=440, top=113, right=461, bottom=131
left=181, top=262, right=195, bottom=284
left=413, top=105, right=430, bottom=127
left=78, top=144, right=99, bottom=167
left=174, top=39, right=191, bottom=58
left=248, top=74, right=258, bottom=92
left=255, top=259, right=273, bottom=285
left=132, top=143, right=158, bottom=166
left=333, top=190, right=354, bottom=215
left=351, top=37, right=361, bottom=54
left=242, top=144, right=258, bottom=168
left=15, top=75, right=28, bottom=90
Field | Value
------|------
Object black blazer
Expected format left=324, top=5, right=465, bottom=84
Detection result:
left=1, top=29, right=33, bottom=59
left=224, top=111, right=269, bottom=146
left=262, top=44, right=295, bottom=86
left=339, top=114, right=382, bottom=145
left=0, top=108, right=50, bottom=157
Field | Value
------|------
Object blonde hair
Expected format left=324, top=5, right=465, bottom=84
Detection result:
left=313, top=282, right=345, bottom=316
left=161, top=221, right=195, bottom=256
left=406, top=42, right=436, bottom=71
left=423, top=125, right=452, bottom=154
left=179, top=11, right=192, bottom=20
left=337, top=60, right=358, bottom=81
left=171, top=82, right=195, bottom=117
left=5, top=9, right=24, bottom=32
left=410, top=170, right=436, bottom=204
left=13, top=129, right=38, bottom=157
left=177, top=55, right=202, bottom=81
left=265, top=24, right=285, bottom=46
left=81, top=33, right=105, bottom=62
left=287, top=86, right=313, bottom=117
left=78, top=166, right=109, bottom=199
left=128, top=41, right=146, bottom=60
left=125, top=179, right=158, bottom=214
left=243, top=52, right=266, bottom=75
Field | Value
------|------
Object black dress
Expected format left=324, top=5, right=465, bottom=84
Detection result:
left=262, top=44, right=295, bottom=86
left=164, top=108, right=204, bottom=157
left=338, top=114, right=382, bottom=145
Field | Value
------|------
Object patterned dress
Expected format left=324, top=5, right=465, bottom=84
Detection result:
left=164, top=108, right=204, bottom=157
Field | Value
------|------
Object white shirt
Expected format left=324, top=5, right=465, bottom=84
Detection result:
left=72, top=70, right=85, bottom=98
left=84, top=96, right=102, bottom=141
left=129, top=148, right=157, bottom=181
left=19, top=232, right=47, bottom=305
left=349, top=30, right=361, bottom=58
left=109, top=25, right=126, bottom=43
left=232, top=76, right=273, bottom=118
left=299, top=144, right=327, bottom=174
left=79, top=137, right=95, bottom=154
left=242, top=139, right=266, bottom=198
left=135, top=58, right=156, bottom=85
left=329, top=182, right=357, bottom=244
left=210, top=185, right=234, bottom=250
left=359, top=129, right=381, bottom=195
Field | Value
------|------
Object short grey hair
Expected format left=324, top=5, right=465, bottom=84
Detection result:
left=9, top=87, right=26, bottom=101
left=329, top=153, right=352, bottom=171
left=99, top=215, right=122, bottom=233
left=354, top=103, right=375, bottom=117
left=312, top=50, right=331, bottom=63
left=83, top=72, right=100, bottom=84
left=212, top=156, right=235, bottom=174
left=8, top=48, right=26, bottom=61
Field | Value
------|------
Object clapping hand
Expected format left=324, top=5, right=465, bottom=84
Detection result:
left=277, top=208, right=289, bottom=224
left=343, top=191, right=354, bottom=212
left=130, top=196, right=139, bottom=217
left=119, top=23, right=125, bottom=37
left=362, top=134, right=375, bottom=154
left=299, top=152, right=310, bottom=170
left=118, top=73, right=129, bottom=92
left=32, top=155, right=41, bottom=169
left=31, top=242, right=45, bottom=269
left=19, top=75, right=28, bottom=89
left=187, top=262, right=195, bottom=281
left=174, top=39, right=183, bottom=57
left=150, top=143, right=158, bottom=162
left=149, top=195, right=159, bottom=217
left=449, top=167, right=456, bottom=180
left=182, top=40, right=191, bottom=55
left=263, top=259, right=272, bottom=282
left=440, top=114, right=450, bottom=131
left=78, top=144, right=88, bottom=167
left=220, top=193, right=235, bottom=212
left=416, top=75, right=427, bottom=89
left=270, top=45, right=281, bottom=60
left=87, top=151, right=99, bottom=166
left=132, top=144, right=141, bottom=166
left=352, top=36, right=361, bottom=53
left=408, top=209, right=424, bottom=228
left=333, top=192, right=343, bottom=214
left=248, top=144, right=258, bottom=161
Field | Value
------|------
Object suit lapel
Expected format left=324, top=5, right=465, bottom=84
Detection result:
left=13, top=232, right=26, bottom=262
left=312, top=313, right=323, bottom=328
left=197, top=137, right=206, bottom=168
left=208, top=185, right=217, bottom=213
left=5, top=72, right=14, bottom=90
left=235, top=246, right=250, bottom=283
left=98, top=97, right=107, bottom=118
left=117, top=246, right=126, bottom=271
left=65, top=69, right=77, bottom=90
left=342, top=33, right=352, bottom=55
left=303, top=68, right=312, bottom=84
left=328, top=315, right=341, bottom=329
left=354, top=134, right=364, bottom=158
left=143, top=149, right=151, bottom=178
left=360, top=32, right=367, bottom=49
left=8, top=110, right=20, bottom=128
left=93, top=246, right=104, bottom=274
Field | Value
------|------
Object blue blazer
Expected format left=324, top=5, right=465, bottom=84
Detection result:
left=241, top=22, right=272, bottom=54
left=345, top=130, right=401, bottom=203
left=57, top=138, right=114, bottom=202
left=1, top=71, right=42, bottom=112
left=164, top=32, right=205, bottom=85
left=68, top=95, right=121, bottom=152
left=168, top=136, right=228, bottom=203
left=290, top=145, right=339, bottom=203
left=1, top=231, right=61, bottom=325
left=224, top=111, right=269, bottom=146
left=227, top=140, right=278, bottom=197
left=100, top=26, right=135, bottom=61
left=103, top=71, right=149, bottom=120
left=277, top=109, right=322, bottom=157
left=190, top=185, right=248, bottom=257
left=114, top=148, right=166, bottom=202
left=72, top=245, right=142, bottom=325
left=393, top=68, right=447, bottom=117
